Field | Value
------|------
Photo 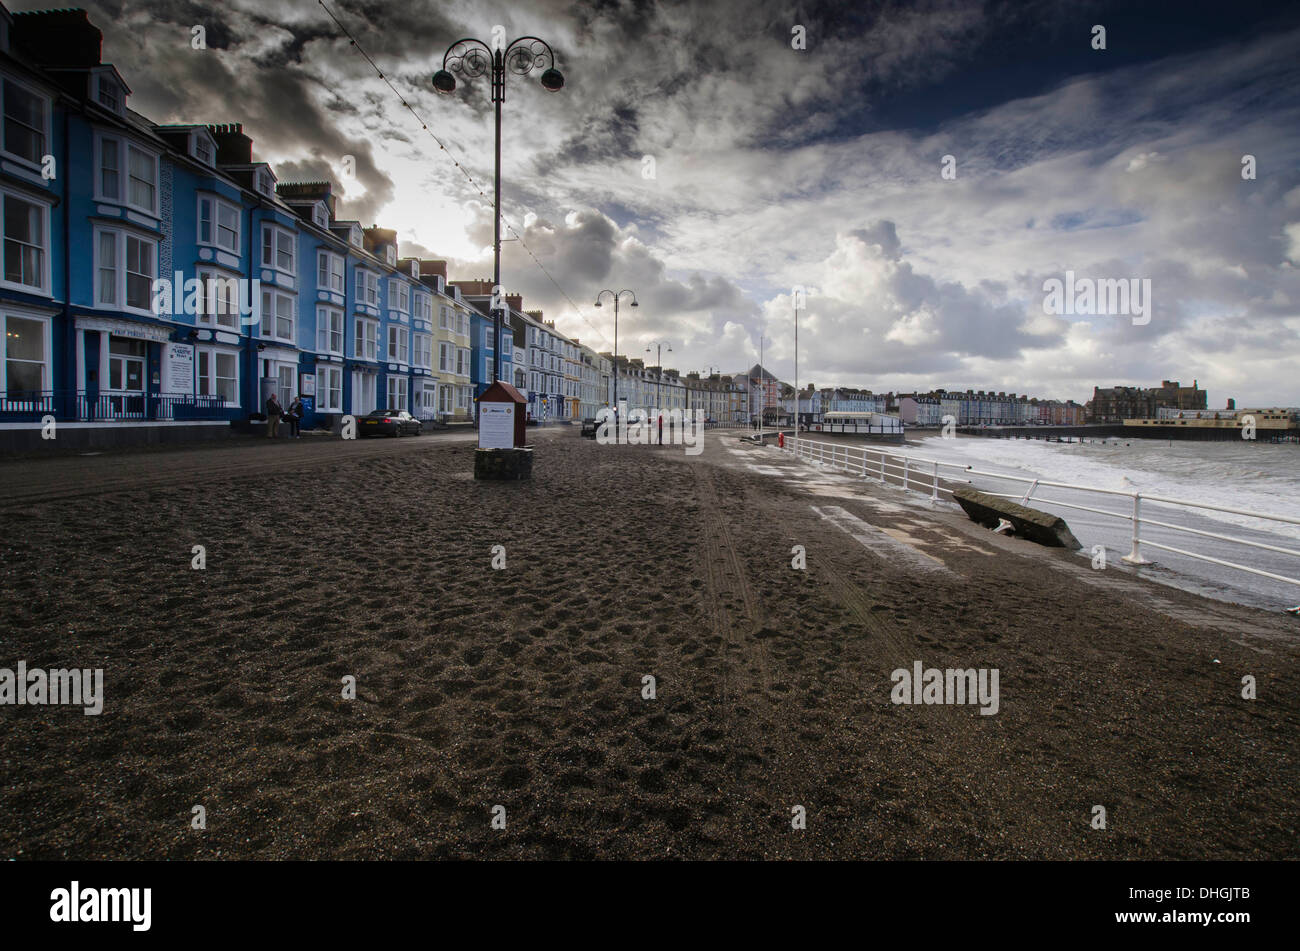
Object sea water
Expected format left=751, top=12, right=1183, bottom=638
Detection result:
left=910, top=435, right=1300, bottom=610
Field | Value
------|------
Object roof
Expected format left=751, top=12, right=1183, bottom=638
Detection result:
left=480, top=381, right=526, bottom=403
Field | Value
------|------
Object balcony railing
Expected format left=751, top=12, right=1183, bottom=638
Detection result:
left=1, top=390, right=238, bottom=423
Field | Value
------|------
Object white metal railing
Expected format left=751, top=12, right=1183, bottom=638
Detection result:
left=780, top=435, right=1300, bottom=597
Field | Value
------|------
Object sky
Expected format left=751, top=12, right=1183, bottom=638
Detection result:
left=30, top=0, right=1300, bottom=406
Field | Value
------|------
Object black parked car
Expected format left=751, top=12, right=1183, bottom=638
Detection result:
left=359, top=409, right=422, bottom=437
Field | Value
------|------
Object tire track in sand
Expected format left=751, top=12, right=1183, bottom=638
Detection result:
left=691, top=462, right=773, bottom=710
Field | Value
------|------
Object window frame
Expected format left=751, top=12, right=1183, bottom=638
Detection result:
left=386, top=374, right=408, bottom=412
left=316, top=304, right=344, bottom=355
left=94, top=72, right=124, bottom=115
left=316, top=363, right=343, bottom=412
left=413, top=333, right=432, bottom=370
left=197, top=194, right=241, bottom=253
left=1, top=310, right=52, bottom=398
left=259, top=288, right=296, bottom=343
left=1, top=188, right=52, bottom=294
left=196, top=346, right=240, bottom=404
left=260, top=222, right=296, bottom=276
left=354, top=317, right=379, bottom=361
left=1, top=75, right=51, bottom=168
left=389, top=279, right=410, bottom=314
left=195, top=267, right=242, bottom=330
left=317, top=250, right=344, bottom=293
left=413, top=291, right=432, bottom=322
left=94, top=132, right=160, bottom=217
left=91, top=223, right=157, bottom=315
left=356, top=268, right=379, bottom=307
left=191, top=130, right=215, bottom=166
left=387, top=324, right=409, bottom=365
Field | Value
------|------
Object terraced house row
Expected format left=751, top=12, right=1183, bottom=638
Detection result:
left=0, top=4, right=757, bottom=451
left=0, top=5, right=492, bottom=447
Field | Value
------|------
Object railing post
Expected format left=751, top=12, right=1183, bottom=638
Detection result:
left=880, top=454, right=886, bottom=484
left=931, top=461, right=939, bottom=502
left=1020, top=479, right=1039, bottom=505
left=1123, top=491, right=1152, bottom=565
left=902, top=457, right=909, bottom=492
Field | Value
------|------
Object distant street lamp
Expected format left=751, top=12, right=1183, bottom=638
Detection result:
left=433, top=36, right=564, bottom=384
left=595, top=289, right=637, bottom=416
left=753, top=335, right=770, bottom=430
left=646, top=340, right=672, bottom=443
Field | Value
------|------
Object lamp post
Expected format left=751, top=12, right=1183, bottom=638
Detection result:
left=433, top=37, right=564, bottom=384
left=793, top=296, right=800, bottom=453
left=594, top=289, right=637, bottom=418
left=754, top=335, right=770, bottom=431
left=646, top=340, right=671, bottom=444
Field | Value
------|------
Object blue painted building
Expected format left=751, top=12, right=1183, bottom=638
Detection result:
left=0, top=5, right=479, bottom=446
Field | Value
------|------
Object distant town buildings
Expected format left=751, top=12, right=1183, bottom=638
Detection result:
left=1087, top=380, right=1207, bottom=422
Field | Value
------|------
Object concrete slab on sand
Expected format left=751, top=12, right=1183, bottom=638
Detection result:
left=951, top=486, right=1083, bottom=549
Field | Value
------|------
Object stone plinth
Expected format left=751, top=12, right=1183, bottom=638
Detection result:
left=474, top=446, right=533, bottom=481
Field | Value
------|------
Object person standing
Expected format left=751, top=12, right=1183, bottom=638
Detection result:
left=266, top=392, right=282, bottom=438
left=286, top=396, right=303, bottom=438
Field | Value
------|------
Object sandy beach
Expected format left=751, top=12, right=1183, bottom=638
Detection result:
left=1, top=428, right=1296, bottom=860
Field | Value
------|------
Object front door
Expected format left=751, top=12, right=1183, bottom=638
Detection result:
left=107, top=337, right=146, bottom=417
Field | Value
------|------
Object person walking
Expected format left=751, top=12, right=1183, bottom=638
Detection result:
left=265, top=392, right=282, bottom=438
left=286, top=396, right=303, bottom=438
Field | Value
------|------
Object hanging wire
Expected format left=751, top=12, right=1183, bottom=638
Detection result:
left=316, top=0, right=612, bottom=348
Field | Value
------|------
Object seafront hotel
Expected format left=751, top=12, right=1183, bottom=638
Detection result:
left=0, top=5, right=523, bottom=449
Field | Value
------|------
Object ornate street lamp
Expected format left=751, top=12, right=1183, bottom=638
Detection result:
left=432, top=37, right=564, bottom=383
left=595, top=289, right=637, bottom=417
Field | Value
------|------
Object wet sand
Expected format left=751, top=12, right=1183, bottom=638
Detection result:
left=0, top=429, right=1296, bottom=859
